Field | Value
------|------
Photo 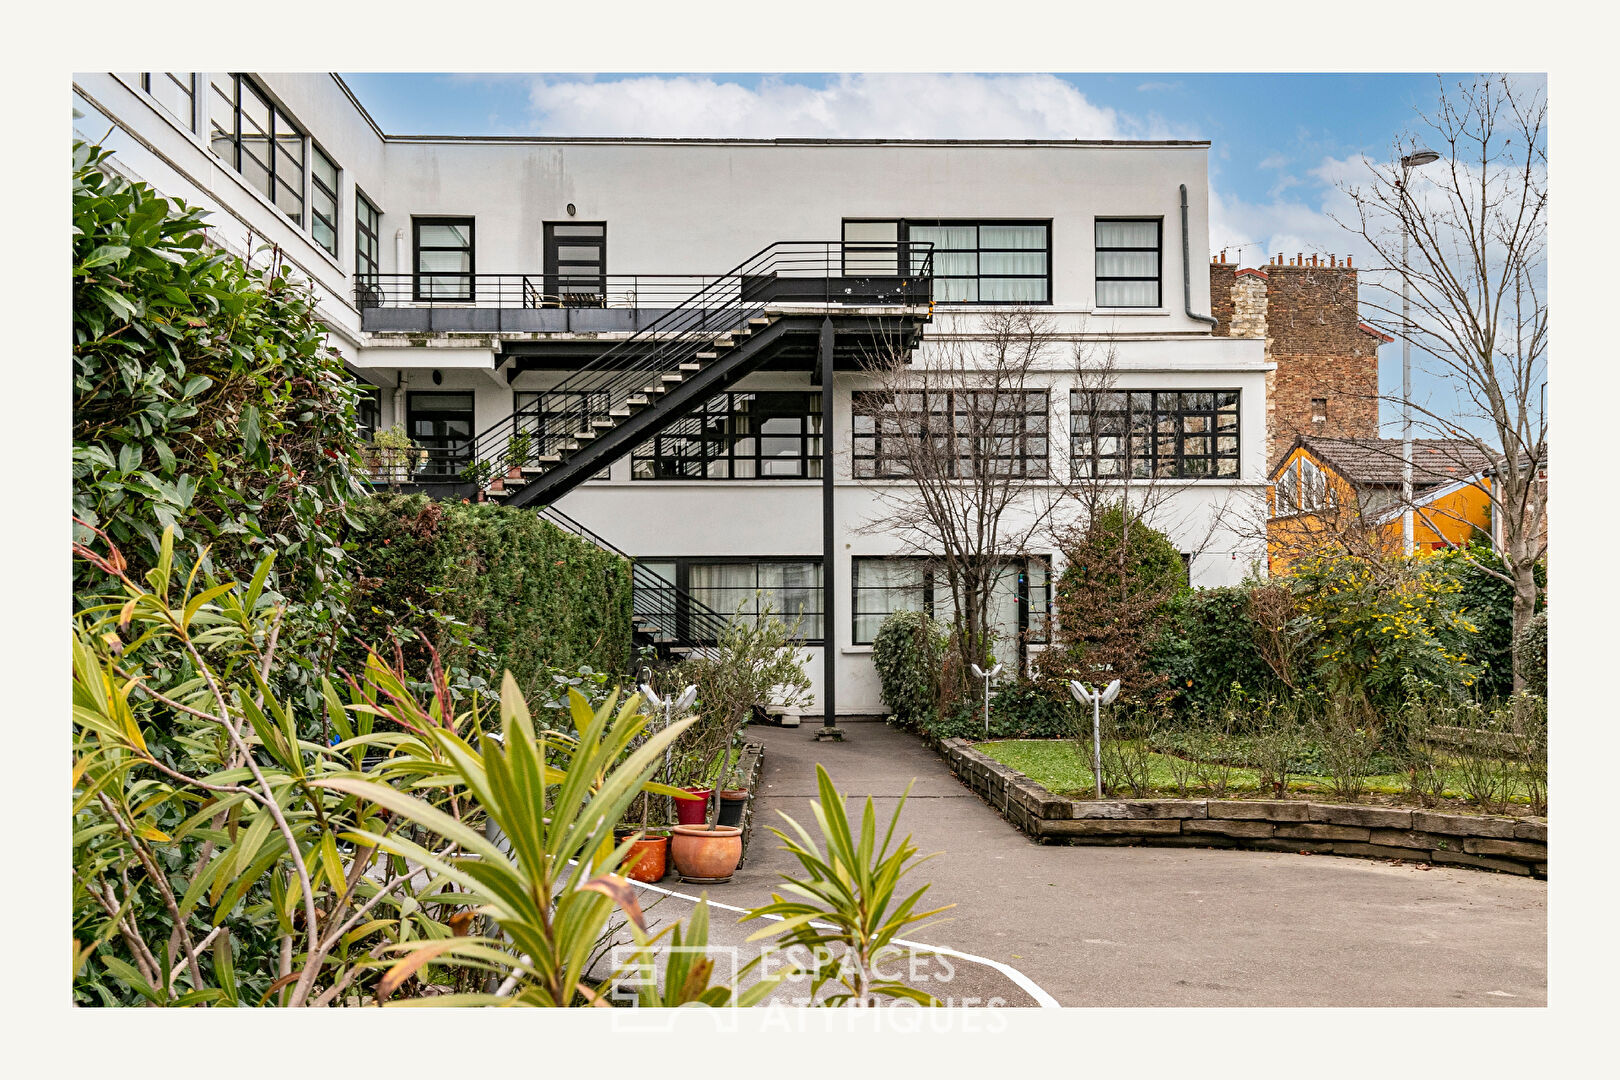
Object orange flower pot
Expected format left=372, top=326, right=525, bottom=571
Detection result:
left=623, top=833, right=669, bottom=883
left=670, top=824, right=743, bottom=883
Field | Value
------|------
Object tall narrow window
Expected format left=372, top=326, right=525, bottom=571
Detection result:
left=543, top=222, right=606, bottom=306
left=413, top=218, right=475, bottom=302
left=142, top=73, right=194, bottom=129
left=310, top=146, right=339, bottom=257
left=1095, top=219, right=1162, bottom=308
left=207, top=74, right=305, bottom=225
left=1311, top=397, right=1328, bottom=424
left=355, top=192, right=381, bottom=285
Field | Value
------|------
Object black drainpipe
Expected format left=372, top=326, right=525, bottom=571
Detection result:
left=1181, top=183, right=1219, bottom=328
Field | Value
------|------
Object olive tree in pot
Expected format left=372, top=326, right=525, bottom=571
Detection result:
left=670, top=596, right=812, bottom=883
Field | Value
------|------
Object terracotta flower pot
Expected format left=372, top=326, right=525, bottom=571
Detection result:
left=622, top=833, right=669, bottom=883
left=717, top=789, right=748, bottom=828
left=506, top=466, right=524, bottom=480
left=670, top=824, right=743, bottom=883
left=674, top=787, right=712, bottom=826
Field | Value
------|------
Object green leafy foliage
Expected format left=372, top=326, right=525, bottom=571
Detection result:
left=872, top=610, right=950, bottom=732
left=345, top=494, right=634, bottom=698
left=1515, top=610, right=1548, bottom=697
left=1436, top=545, right=1546, bottom=699
left=72, top=142, right=365, bottom=684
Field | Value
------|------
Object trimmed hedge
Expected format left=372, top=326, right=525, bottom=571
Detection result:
left=346, top=495, right=633, bottom=697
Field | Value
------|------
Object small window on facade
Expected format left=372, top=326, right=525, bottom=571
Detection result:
left=310, top=146, right=339, bottom=257
left=1095, top=219, right=1162, bottom=308
left=355, top=192, right=381, bottom=288
left=413, top=218, right=475, bottom=302
left=142, top=73, right=194, bottom=129
left=1312, top=397, right=1328, bottom=424
left=1276, top=461, right=1300, bottom=513
left=208, top=74, right=305, bottom=226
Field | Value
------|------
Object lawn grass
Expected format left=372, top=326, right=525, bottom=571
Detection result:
left=979, top=738, right=1531, bottom=805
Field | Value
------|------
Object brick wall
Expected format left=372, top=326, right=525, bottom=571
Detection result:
left=1211, top=256, right=1381, bottom=470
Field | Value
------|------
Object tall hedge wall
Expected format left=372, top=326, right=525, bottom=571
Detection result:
left=346, top=495, right=634, bottom=695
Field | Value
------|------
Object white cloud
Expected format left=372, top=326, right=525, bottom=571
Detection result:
left=1257, top=153, right=1289, bottom=170
left=522, top=73, right=1145, bottom=139
left=1136, top=80, right=1183, bottom=93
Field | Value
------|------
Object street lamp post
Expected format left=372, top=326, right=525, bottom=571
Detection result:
left=1068, top=679, right=1121, bottom=801
left=968, top=662, right=1004, bottom=739
left=1398, top=147, right=1440, bottom=556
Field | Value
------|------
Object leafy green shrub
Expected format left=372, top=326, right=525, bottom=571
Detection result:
left=1176, top=587, right=1285, bottom=707
left=872, top=610, right=949, bottom=732
left=72, top=141, right=366, bottom=702
left=1039, top=504, right=1188, bottom=705
left=988, top=678, right=1074, bottom=738
left=1515, top=610, right=1548, bottom=697
left=1437, top=545, right=1546, bottom=699
left=346, top=494, right=633, bottom=698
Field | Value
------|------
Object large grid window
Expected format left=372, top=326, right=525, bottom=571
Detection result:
left=632, top=392, right=822, bottom=480
left=142, top=73, right=194, bottom=129
left=1095, top=219, right=1162, bottom=308
left=1070, top=390, right=1240, bottom=479
left=852, top=390, right=1049, bottom=479
left=689, top=560, right=824, bottom=641
left=355, top=192, right=381, bottom=285
left=413, top=218, right=475, bottom=301
left=310, top=146, right=339, bottom=257
left=208, top=74, right=304, bottom=225
left=843, top=220, right=1049, bottom=303
left=851, top=556, right=1050, bottom=649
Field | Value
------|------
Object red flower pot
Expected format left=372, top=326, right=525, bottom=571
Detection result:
left=674, top=787, right=712, bottom=826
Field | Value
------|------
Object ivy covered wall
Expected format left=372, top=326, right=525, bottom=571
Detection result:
left=347, top=495, right=634, bottom=695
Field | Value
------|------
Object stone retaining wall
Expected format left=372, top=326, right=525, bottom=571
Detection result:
left=939, top=738, right=1547, bottom=878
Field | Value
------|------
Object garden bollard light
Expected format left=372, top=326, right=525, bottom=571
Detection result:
left=1069, top=679, right=1121, bottom=800
left=969, top=663, right=1004, bottom=738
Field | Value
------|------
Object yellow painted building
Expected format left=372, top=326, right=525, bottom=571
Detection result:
left=1268, top=436, right=1496, bottom=574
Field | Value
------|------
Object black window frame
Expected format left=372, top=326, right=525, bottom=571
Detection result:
left=642, top=557, right=826, bottom=645
left=850, top=555, right=1051, bottom=649
left=1094, top=218, right=1163, bottom=309
left=632, top=391, right=823, bottom=481
left=310, top=143, right=339, bottom=258
left=842, top=218, right=1052, bottom=305
left=406, top=390, right=476, bottom=480
left=355, top=191, right=382, bottom=287
left=141, top=72, right=195, bottom=129
left=412, top=217, right=476, bottom=303
left=542, top=221, right=608, bottom=307
left=208, top=74, right=305, bottom=226
left=851, top=389, right=1049, bottom=480
left=1070, top=389, right=1240, bottom=480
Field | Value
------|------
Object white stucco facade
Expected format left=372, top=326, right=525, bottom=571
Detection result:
left=73, top=72, right=1271, bottom=715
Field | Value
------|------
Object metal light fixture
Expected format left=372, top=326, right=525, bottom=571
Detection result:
left=639, top=678, right=697, bottom=819
left=1397, top=146, right=1439, bottom=556
left=968, top=662, right=1004, bottom=738
left=1069, top=678, right=1122, bottom=800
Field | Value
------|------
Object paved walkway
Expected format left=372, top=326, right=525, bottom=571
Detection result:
left=636, top=718, right=1546, bottom=1007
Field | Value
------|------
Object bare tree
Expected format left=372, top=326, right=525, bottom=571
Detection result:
left=854, top=309, right=1067, bottom=681
left=1335, top=74, right=1547, bottom=689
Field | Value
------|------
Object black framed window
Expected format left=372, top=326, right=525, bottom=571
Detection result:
left=208, top=74, right=304, bottom=225
left=543, top=222, right=606, bottom=306
left=413, top=217, right=475, bottom=301
left=407, top=391, right=474, bottom=479
left=356, top=383, right=382, bottom=437
left=852, top=389, right=1048, bottom=479
left=355, top=192, right=381, bottom=285
left=842, top=219, right=1050, bottom=304
left=679, top=559, right=824, bottom=642
left=1070, top=390, right=1239, bottom=479
left=1095, top=219, right=1162, bottom=308
left=142, top=73, right=194, bottom=129
left=851, top=555, right=1050, bottom=649
left=632, top=392, right=822, bottom=480
left=310, top=145, right=339, bottom=257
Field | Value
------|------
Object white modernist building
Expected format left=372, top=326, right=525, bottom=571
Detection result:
left=73, top=72, right=1271, bottom=716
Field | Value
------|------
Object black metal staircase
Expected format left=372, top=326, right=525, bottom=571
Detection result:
left=460, top=240, right=933, bottom=508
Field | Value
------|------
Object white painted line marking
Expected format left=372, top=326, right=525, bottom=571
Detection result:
left=628, top=876, right=1061, bottom=1008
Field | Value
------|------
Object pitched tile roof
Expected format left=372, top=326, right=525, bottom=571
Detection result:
left=1292, top=437, right=1498, bottom=487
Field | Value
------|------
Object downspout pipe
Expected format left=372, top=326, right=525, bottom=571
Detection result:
left=1180, top=184, right=1219, bottom=328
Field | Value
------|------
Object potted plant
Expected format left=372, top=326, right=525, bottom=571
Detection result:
left=504, top=430, right=532, bottom=479
left=459, top=457, right=496, bottom=496
left=669, top=596, right=812, bottom=883
left=366, top=425, right=422, bottom=491
left=616, top=790, right=670, bottom=883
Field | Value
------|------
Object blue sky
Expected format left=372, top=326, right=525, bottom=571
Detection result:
left=340, top=72, right=1531, bottom=437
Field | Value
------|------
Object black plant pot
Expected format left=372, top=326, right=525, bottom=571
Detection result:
left=717, top=791, right=747, bottom=828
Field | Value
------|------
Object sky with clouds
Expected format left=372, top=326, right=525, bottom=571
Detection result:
left=341, top=72, right=1544, bottom=438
